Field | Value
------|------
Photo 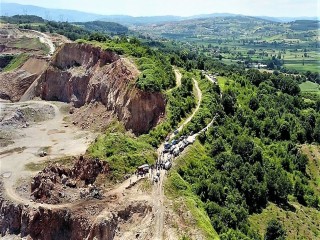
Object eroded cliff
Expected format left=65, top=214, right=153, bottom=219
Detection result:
left=22, top=43, right=165, bottom=134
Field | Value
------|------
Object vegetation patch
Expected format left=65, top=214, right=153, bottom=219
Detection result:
left=0, top=147, right=26, bottom=156
left=165, top=142, right=219, bottom=240
left=25, top=156, right=75, bottom=171
left=249, top=202, right=320, bottom=239
left=299, top=81, right=320, bottom=94
left=2, top=53, right=29, bottom=72
left=139, top=72, right=195, bottom=147
left=172, top=68, right=320, bottom=239
left=87, top=122, right=157, bottom=181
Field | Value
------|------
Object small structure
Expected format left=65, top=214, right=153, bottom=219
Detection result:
left=137, top=164, right=149, bottom=175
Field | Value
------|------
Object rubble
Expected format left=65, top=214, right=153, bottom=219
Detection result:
left=30, top=157, right=109, bottom=204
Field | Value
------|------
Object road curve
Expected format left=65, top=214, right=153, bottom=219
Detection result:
left=154, top=72, right=218, bottom=239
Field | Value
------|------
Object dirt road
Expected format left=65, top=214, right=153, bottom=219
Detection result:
left=169, top=78, right=202, bottom=139
left=21, top=29, right=56, bottom=55
left=153, top=72, right=219, bottom=239
left=174, top=68, right=182, bottom=88
left=154, top=74, right=202, bottom=240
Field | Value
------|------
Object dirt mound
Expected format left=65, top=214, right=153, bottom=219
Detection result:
left=68, top=102, right=113, bottom=131
left=31, top=157, right=109, bottom=204
left=0, top=57, right=48, bottom=101
left=22, top=43, right=165, bottom=134
left=0, top=102, right=55, bottom=129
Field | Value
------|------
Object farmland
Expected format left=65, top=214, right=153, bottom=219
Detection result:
left=135, top=16, right=320, bottom=74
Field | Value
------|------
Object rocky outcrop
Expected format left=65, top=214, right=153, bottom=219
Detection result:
left=0, top=184, right=152, bottom=240
left=30, top=157, right=109, bottom=204
left=22, top=43, right=165, bottom=134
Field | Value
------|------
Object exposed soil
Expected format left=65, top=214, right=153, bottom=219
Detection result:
left=0, top=25, right=68, bottom=102
left=20, top=43, right=165, bottom=135
left=0, top=25, right=214, bottom=239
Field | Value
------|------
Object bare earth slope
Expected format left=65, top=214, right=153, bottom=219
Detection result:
left=22, top=43, right=165, bottom=134
left=0, top=57, right=48, bottom=101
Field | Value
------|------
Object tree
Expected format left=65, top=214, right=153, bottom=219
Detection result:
left=313, top=116, right=320, bottom=143
left=293, top=178, right=305, bottom=204
left=293, top=153, right=308, bottom=174
left=232, top=135, right=254, bottom=161
left=249, top=96, right=259, bottom=111
left=220, top=229, right=251, bottom=240
left=265, top=219, right=286, bottom=240
left=266, top=166, right=292, bottom=203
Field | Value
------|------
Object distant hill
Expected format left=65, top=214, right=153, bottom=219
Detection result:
left=1, top=2, right=317, bottom=25
left=131, top=15, right=320, bottom=41
left=131, top=16, right=282, bottom=40
left=1, top=3, right=104, bottom=22
left=0, top=15, right=130, bottom=39
left=74, top=21, right=129, bottom=34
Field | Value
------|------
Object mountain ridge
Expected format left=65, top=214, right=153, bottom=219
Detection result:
left=1, top=2, right=317, bottom=24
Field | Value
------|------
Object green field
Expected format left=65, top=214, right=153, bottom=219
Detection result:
left=299, top=81, right=320, bottom=94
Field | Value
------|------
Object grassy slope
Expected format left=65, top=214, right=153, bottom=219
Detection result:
left=87, top=122, right=157, bottom=181
left=8, top=36, right=49, bottom=54
left=2, top=53, right=29, bottom=72
left=299, top=81, right=320, bottom=94
left=165, top=141, right=219, bottom=240
left=301, top=145, right=320, bottom=196
left=249, top=202, right=320, bottom=239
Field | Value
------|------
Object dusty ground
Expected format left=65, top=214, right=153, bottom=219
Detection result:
left=0, top=100, right=96, bottom=207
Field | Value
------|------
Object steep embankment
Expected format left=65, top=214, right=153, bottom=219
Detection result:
left=22, top=43, right=165, bottom=134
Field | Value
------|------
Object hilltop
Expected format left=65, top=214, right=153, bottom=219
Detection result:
left=1, top=2, right=317, bottom=24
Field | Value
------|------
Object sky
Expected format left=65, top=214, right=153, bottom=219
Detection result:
left=2, top=0, right=319, bottom=17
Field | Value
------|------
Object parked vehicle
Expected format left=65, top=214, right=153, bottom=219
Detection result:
left=164, top=142, right=171, bottom=149
left=171, top=139, right=178, bottom=145
left=164, top=161, right=172, bottom=170
left=173, top=148, right=180, bottom=157
left=137, top=164, right=149, bottom=175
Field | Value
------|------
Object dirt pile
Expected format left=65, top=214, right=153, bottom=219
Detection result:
left=0, top=102, right=55, bottom=128
left=22, top=43, right=165, bottom=134
left=31, top=157, right=109, bottom=204
left=0, top=57, right=48, bottom=101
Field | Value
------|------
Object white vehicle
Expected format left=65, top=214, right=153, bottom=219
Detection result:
left=178, top=142, right=186, bottom=151
left=164, top=161, right=172, bottom=170
left=187, top=136, right=195, bottom=144
left=173, top=148, right=180, bottom=157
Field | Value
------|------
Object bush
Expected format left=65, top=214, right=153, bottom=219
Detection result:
left=264, top=219, right=286, bottom=240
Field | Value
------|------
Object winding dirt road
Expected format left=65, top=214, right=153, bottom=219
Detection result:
left=21, top=29, right=56, bottom=55
left=153, top=72, right=218, bottom=240
left=153, top=74, right=203, bottom=240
